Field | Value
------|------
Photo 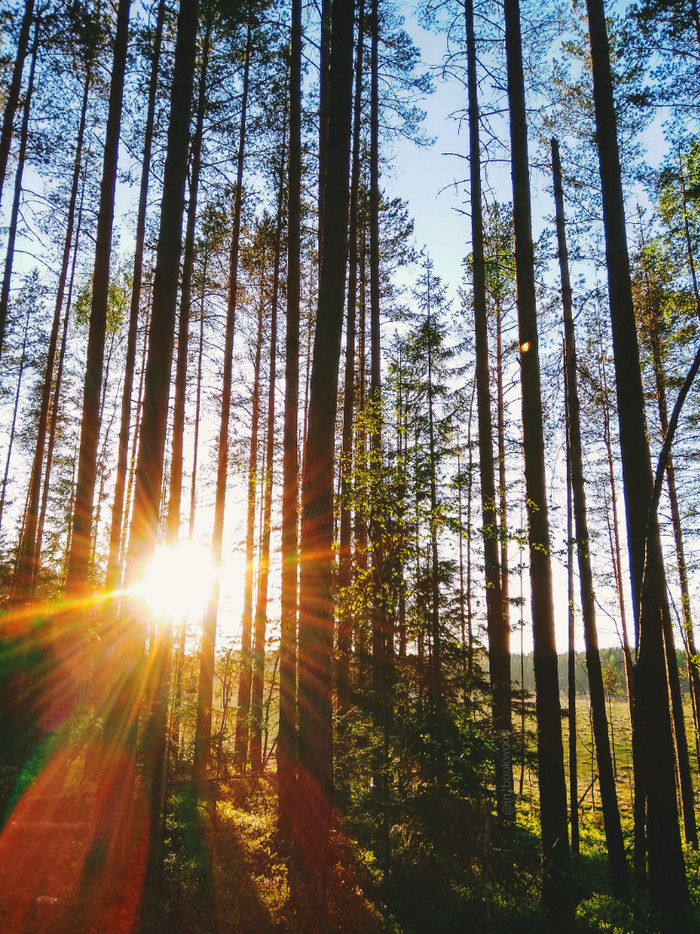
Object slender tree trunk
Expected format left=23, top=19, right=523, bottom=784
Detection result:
left=121, top=302, right=151, bottom=568
left=354, top=242, right=369, bottom=684
left=565, top=407, right=579, bottom=859
left=585, top=1, right=694, bottom=925
left=337, top=0, right=364, bottom=718
left=495, top=302, right=510, bottom=636
left=0, top=304, right=31, bottom=529
left=656, top=374, right=700, bottom=765
left=289, top=0, right=354, bottom=909
left=251, top=176, right=284, bottom=774
left=466, top=0, right=512, bottom=820
left=0, top=16, right=38, bottom=358
left=457, top=450, right=466, bottom=669
left=113, top=0, right=199, bottom=894
left=167, top=18, right=210, bottom=546
left=423, top=264, right=444, bottom=734
left=36, top=184, right=85, bottom=565
left=106, top=0, right=166, bottom=592
left=651, top=338, right=698, bottom=847
left=368, top=0, right=391, bottom=881
left=599, top=351, right=635, bottom=696
left=466, top=384, right=475, bottom=677
left=189, top=258, right=206, bottom=538
left=0, top=0, right=34, bottom=214
left=192, top=14, right=252, bottom=784
left=278, top=0, right=302, bottom=839
left=678, top=146, right=700, bottom=316
left=13, top=64, right=90, bottom=596
left=396, top=355, right=407, bottom=660
left=636, top=220, right=699, bottom=850
left=503, top=1, right=572, bottom=921
left=234, top=266, right=264, bottom=768
left=65, top=0, right=131, bottom=595
left=553, top=137, right=628, bottom=896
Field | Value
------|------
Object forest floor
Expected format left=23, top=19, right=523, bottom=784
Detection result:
left=1, top=697, right=699, bottom=932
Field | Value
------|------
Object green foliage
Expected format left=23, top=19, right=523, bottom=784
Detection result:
left=74, top=266, right=132, bottom=334
left=575, top=894, right=634, bottom=933
left=657, top=139, right=700, bottom=277
left=627, top=0, right=700, bottom=128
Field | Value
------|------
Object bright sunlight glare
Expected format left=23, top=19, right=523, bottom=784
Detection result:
left=132, top=540, right=217, bottom=623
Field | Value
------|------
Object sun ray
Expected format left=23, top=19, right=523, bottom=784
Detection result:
left=131, top=540, right=217, bottom=624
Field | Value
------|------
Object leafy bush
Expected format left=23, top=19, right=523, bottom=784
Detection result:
left=575, top=894, right=634, bottom=933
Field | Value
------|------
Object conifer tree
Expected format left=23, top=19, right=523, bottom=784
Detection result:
left=289, top=0, right=355, bottom=910
left=586, top=0, right=695, bottom=925
left=504, top=0, right=572, bottom=921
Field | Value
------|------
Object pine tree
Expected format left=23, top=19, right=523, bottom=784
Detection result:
left=504, top=0, right=572, bottom=921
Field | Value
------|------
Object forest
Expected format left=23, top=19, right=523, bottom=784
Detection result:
left=1, top=0, right=700, bottom=930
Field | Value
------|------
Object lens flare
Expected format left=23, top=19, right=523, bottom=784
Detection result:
left=132, top=540, right=216, bottom=622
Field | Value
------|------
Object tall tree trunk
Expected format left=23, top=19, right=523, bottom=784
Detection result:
left=36, top=184, right=86, bottom=565
left=585, top=1, right=694, bottom=925
left=565, top=392, right=579, bottom=859
left=289, top=0, right=354, bottom=910
left=553, top=137, right=628, bottom=896
left=106, top=0, right=166, bottom=593
left=465, top=385, right=475, bottom=678
left=354, top=240, right=369, bottom=684
left=0, top=303, right=31, bottom=529
left=112, top=0, right=198, bottom=894
left=368, top=0, right=391, bottom=882
left=503, top=0, right=572, bottom=922
left=0, top=15, right=38, bottom=359
left=423, top=263, right=444, bottom=735
left=166, top=18, right=210, bottom=545
left=189, top=258, right=206, bottom=538
left=278, top=0, right=302, bottom=839
left=656, top=368, right=700, bottom=764
left=234, top=265, right=264, bottom=768
left=645, top=298, right=700, bottom=845
left=337, top=0, right=364, bottom=719
left=251, top=177, right=284, bottom=773
left=0, top=0, right=34, bottom=213
left=466, top=0, right=512, bottom=820
left=14, top=63, right=91, bottom=599
left=65, top=0, right=131, bottom=595
left=599, top=350, right=635, bottom=700
left=636, top=218, right=699, bottom=850
left=495, top=300, right=509, bottom=642
left=192, top=14, right=252, bottom=784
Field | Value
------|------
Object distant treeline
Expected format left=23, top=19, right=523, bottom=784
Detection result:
left=511, top=648, right=692, bottom=699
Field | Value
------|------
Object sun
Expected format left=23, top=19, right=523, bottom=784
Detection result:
left=132, top=540, right=217, bottom=623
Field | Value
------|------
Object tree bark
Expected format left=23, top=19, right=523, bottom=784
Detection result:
left=0, top=0, right=34, bottom=214
left=278, top=0, right=302, bottom=841
left=14, top=62, right=91, bottom=598
left=166, top=17, right=210, bottom=545
left=106, top=0, right=166, bottom=593
left=117, top=0, right=199, bottom=893
left=251, top=177, right=284, bottom=773
left=337, top=0, right=365, bottom=719
left=36, top=184, right=86, bottom=565
left=466, top=0, right=512, bottom=821
left=0, top=14, right=38, bottom=359
left=553, top=137, right=628, bottom=896
left=234, top=253, right=265, bottom=768
left=192, top=13, right=252, bottom=784
left=503, top=0, right=572, bottom=922
left=0, top=303, right=31, bottom=530
left=65, top=0, right=131, bottom=595
left=585, top=0, right=694, bottom=925
left=289, top=0, right=354, bottom=909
